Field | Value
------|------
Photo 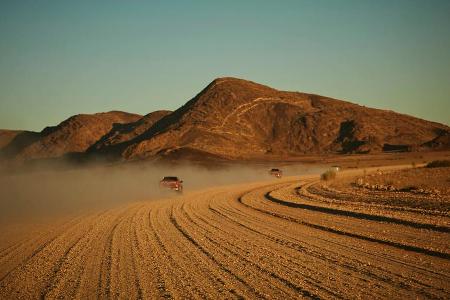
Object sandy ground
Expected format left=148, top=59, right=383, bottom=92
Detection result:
left=317, top=166, right=450, bottom=214
left=0, top=166, right=449, bottom=299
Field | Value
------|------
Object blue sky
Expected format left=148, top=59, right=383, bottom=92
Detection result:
left=1, top=0, right=449, bottom=131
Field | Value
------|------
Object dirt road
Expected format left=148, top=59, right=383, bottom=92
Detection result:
left=1, top=172, right=449, bottom=299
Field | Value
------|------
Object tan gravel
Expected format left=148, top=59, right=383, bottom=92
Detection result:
left=1, top=168, right=449, bottom=299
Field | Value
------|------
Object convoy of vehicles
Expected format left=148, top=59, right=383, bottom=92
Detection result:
left=159, top=176, right=183, bottom=192
left=159, top=165, right=343, bottom=195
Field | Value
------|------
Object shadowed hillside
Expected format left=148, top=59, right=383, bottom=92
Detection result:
left=87, top=110, right=171, bottom=154
left=94, top=77, right=449, bottom=161
left=1, top=111, right=141, bottom=162
left=0, top=130, right=24, bottom=150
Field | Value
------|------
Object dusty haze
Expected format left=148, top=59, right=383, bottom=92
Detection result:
left=0, top=161, right=326, bottom=223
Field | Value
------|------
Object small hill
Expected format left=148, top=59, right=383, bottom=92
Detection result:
left=2, top=111, right=141, bottom=162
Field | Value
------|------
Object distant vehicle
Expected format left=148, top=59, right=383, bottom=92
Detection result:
left=269, top=168, right=283, bottom=178
left=160, top=176, right=183, bottom=192
left=330, top=166, right=341, bottom=172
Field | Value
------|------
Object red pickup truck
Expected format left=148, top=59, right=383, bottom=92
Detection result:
left=159, top=176, right=183, bottom=192
left=269, top=168, right=282, bottom=178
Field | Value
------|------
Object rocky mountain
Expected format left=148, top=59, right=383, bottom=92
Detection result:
left=1, top=111, right=141, bottom=162
left=2, top=77, right=448, bottom=164
left=421, top=130, right=450, bottom=150
left=92, top=77, right=448, bottom=161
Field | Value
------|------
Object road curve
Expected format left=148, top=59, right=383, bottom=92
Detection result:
left=1, top=174, right=449, bottom=299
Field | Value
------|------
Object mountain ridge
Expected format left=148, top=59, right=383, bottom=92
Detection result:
left=1, top=77, right=449, bottom=164
left=1, top=111, right=142, bottom=162
left=113, top=77, right=449, bottom=161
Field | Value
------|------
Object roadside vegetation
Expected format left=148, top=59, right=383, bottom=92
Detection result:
left=321, top=170, right=337, bottom=181
left=426, top=160, right=450, bottom=168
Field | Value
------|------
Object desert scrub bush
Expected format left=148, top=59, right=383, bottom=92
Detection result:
left=426, top=160, right=450, bottom=168
left=400, top=185, right=419, bottom=192
left=321, top=170, right=337, bottom=181
left=386, top=180, right=394, bottom=186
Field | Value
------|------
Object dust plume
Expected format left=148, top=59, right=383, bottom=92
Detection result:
left=0, top=160, right=325, bottom=223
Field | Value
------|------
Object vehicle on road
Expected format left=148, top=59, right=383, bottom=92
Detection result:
left=269, top=168, right=283, bottom=178
left=331, top=166, right=341, bottom=172
left=160, top=176, right=183, bottom=192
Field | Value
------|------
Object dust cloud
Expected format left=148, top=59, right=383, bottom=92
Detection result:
left=0, top=160, right=325, bottom=223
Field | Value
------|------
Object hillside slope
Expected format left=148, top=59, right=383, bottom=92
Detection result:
left=100, top=77, right=449, bottom=160
left=2, top=111, right=142, bottom=162
left=87, top=110, right=171, bottom=154
left=0, top=130, right=24, bottom=150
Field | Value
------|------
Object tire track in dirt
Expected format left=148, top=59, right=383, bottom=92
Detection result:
left=210, top=201, right=446, bottom=287
left=205, top=204, right=408, bottom=291
left=179, top=198, right=335, bottom=298
left=170, top=206, right=268, bottom=299
left=193, top=202, right=346, bottom=298
left=234, top=183, right=450, bottom=298
left=232, top=180, right=449, bottom=257
left=98, top=209, right=129, bottom=299
left=262, top=191, right=450, bottom=259
left=215, top=202, right=414, bottom=298
left=39, top=233, right=86, bottom=299
left=0, top=216, right=85, bottom=283
left=200, top=189, right=437, bottom=298
left=266, top=182, right=450, bottom=256
left=54, top=215, right=115, bottom=298
left=292, top=187, right=450, bottom=232
left=299, top=182, right=450, bottom=229
left=109, top=206, right=144, bottom=299
left=160, top=201, right=262, bottom=299
left=241, top=182, right=450, bottom=266
left=0, top=214, right=102, bottom=298
left=176, top=201, right=330, bottom=299
left=39, top=210, right=133, bottom=299
left=1, top=172, right=449, bottom=299
left=141, top=208, right=172, bottom=299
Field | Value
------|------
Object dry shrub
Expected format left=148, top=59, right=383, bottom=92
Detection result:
left=400, top=185, right=418, bottom=192
left=321, top=170, right=336, bottom=181
left=386, top=180, right=394, bottom=186
left=426, top=160, right=450, bottom=168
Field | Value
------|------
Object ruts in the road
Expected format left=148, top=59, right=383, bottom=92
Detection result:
left=1, top=178, right=449, bottom=299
